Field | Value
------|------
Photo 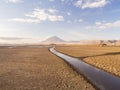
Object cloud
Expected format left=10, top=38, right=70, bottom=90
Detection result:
left=48, top=8, right=58, bottom=14
left=74, top=19, right=84, bottom=23
left=0, top=37, right=40, bottom=44
left=61, top=0, right=65, bottom=2
left=97, top=20, right=120, bottom=29
left=26, top=8, right=64, bottom=22
left=7, top=0, right=23, bottom=3
left=67, top=12, right=71, bottom=16
left=48, top=15, right=64, bottom=21
left=9, top=8, right=64, bottom=23
left=86, top=20, right=120, bottom=30
left=68, top=31, right=97, bottom=40
left=49, top=0, right=54, bottom=2
left=75, top=0, right=109, bottom=9
left=78, top=19, right=83, bottom=22
left=0, top=37, right=29, bottom=40
left=67, top=18, right=84, bottom=24
left=8, top=18, right=40, bottom=23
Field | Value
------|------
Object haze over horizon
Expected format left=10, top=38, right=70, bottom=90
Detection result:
left=0, top=0, right=120, bottom=43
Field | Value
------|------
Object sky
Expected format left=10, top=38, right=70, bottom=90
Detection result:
left=0, top=0, right=120, bottom=43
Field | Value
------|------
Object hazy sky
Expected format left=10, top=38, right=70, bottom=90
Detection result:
left=0, top=0, right=120, bottom=42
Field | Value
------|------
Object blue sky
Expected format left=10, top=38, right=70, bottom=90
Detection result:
left=0, top=0, right=120, bottom=43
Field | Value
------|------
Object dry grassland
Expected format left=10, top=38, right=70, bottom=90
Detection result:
left=56, top=45, right=120, bottom=77
left=0, top=47, right=95, bottom=90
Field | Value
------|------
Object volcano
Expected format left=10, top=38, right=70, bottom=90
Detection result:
left=40, top=36, right=66, bottom=44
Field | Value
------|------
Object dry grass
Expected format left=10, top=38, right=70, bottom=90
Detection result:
left=56, top=45, right=120, bottom=77
left=0, top=47, right=95, bottom=90
left=84, top=55, right=120, bottom=77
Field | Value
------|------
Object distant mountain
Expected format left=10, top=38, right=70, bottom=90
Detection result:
left=40, top=36, right=120, bottom=45
left=0, top=35, right=120, bottom=45
left=40, top=36, right=66, bottom=44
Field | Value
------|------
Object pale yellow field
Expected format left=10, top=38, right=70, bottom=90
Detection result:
left=0, top=47, right=95, bottom=90
left=56, top=45, right=120, bottom=77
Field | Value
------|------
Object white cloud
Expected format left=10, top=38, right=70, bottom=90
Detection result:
left=74, top=19, right=84, bottom=23
left=86, top=20, right=120, bottom=30
left=48, top=9, right=58, bottom=14
left=67, top=12, right=71, bottom=16
left=8, top=18, right=40, bottom=23
left=7, top=0, right=23, bottom=3
left=48, top=15, right=64, bottom=21
left=75, top=0, right=109, bottom=9
left=49, top=0, right=54, bottom=2
left=26, top=9, right=48, bottom=21
left=99, top=20, right=120, bottom=29
left=68, top=31, right=97, bottom=40
left=78, top=19, right=83, bottom=22
left=0, top=37, right=40, bottom=44
left=9, top=8, right=64, bottom=23
left=61, top=0, right=65, bottom=2
left=95, top=22, right=102, bottom=25
left=26, top=8, right=64, bottom=22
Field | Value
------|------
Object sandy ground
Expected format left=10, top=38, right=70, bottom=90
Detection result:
left=84, top=55, right=120, bottom=77
left=0, top=47, right=95, bottom=90
left=56, top=45, right=120, bottom=77
left=56, top=45, right=120, bottom=58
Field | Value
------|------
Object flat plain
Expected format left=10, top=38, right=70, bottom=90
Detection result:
left=56, top=45, right=120, bottom=77
left=0, top=47, right=95, bottom=90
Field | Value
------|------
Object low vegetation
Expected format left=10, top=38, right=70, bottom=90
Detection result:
left=56, top=45, right=120, bottom=77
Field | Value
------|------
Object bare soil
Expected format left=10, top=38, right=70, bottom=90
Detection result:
left=0, top=47, right=95, bottom=90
